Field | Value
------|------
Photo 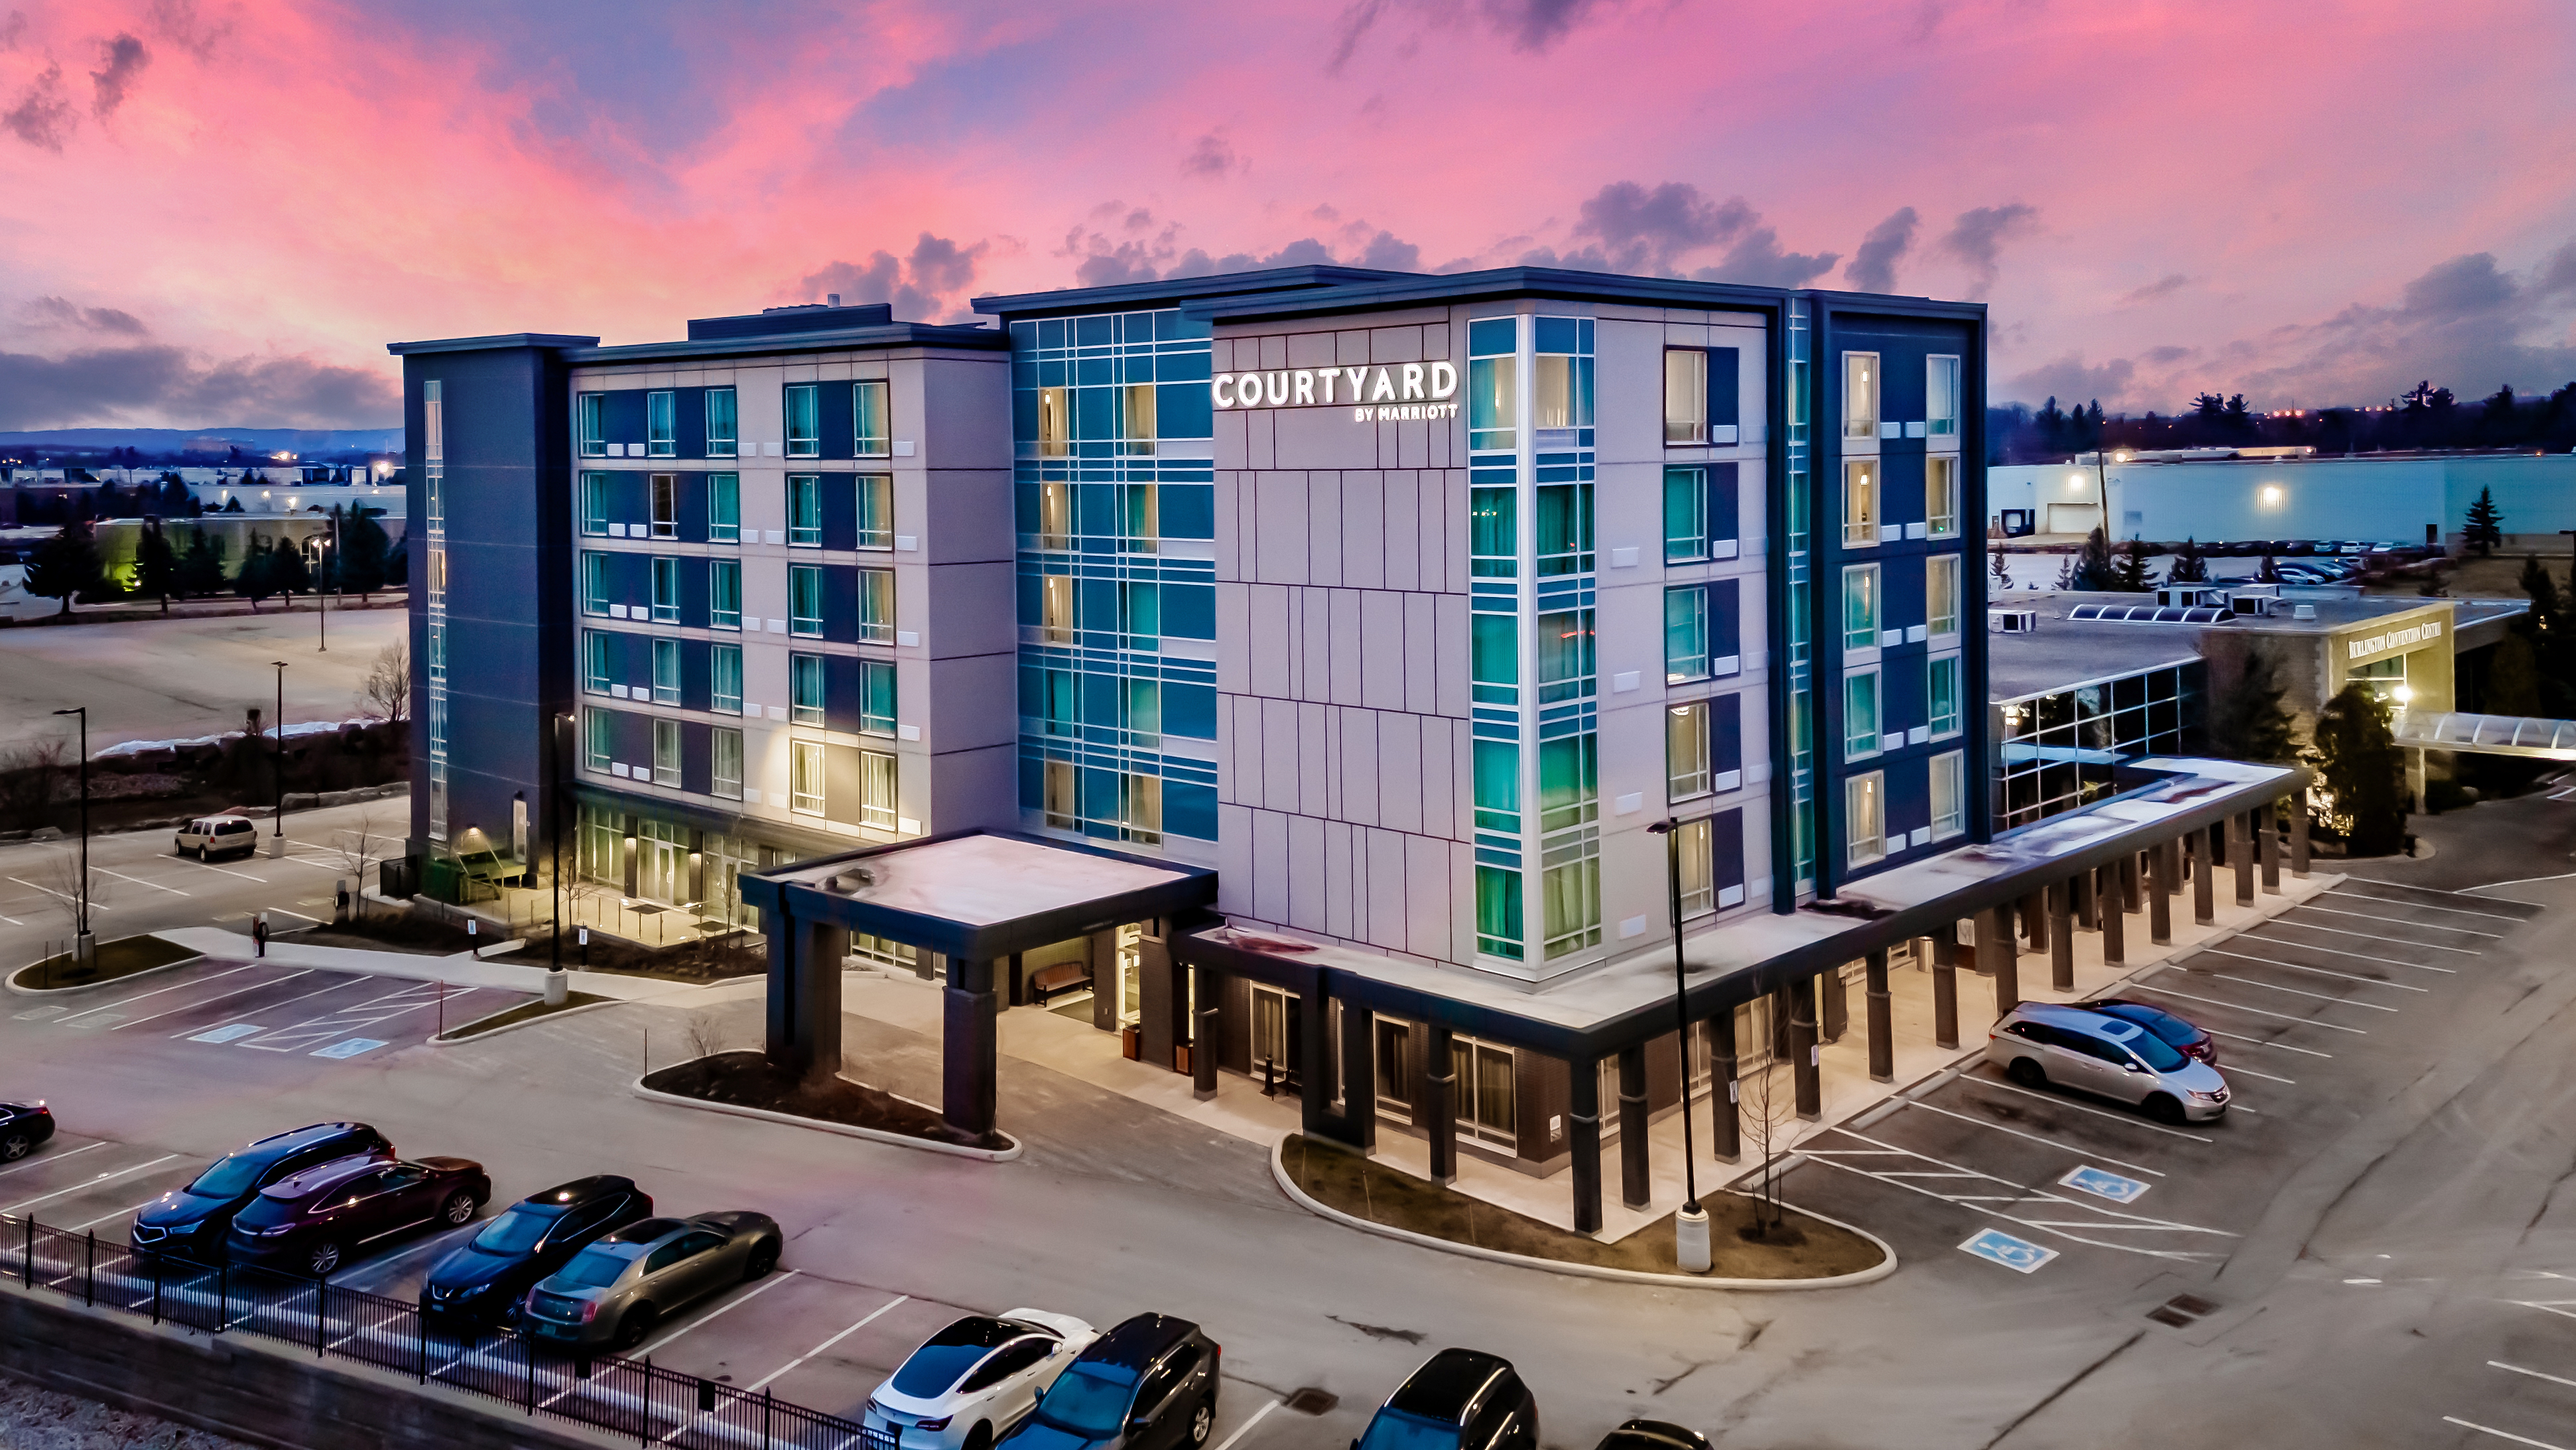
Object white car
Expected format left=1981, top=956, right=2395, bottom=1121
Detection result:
left=867, top=1309, right=1098, bottom=1450
left=174, top=814, right=261, bottom=860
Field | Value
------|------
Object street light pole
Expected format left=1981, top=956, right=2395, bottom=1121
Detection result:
left=269, top=661, right=289, bottom=858
left=50, top=707, right=89, bottom=962
left=1645, top=817, right=1711, bottom=1272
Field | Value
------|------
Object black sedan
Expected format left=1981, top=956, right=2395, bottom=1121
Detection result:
left=227, top=1155, right=490, bottom=1276
left=2090, top=998, right=2217, bottom=1064
left=0, top=1100, right=54, bottom=1162
left=420, top=1175, right=655, bottom=1329
left=1595, top=1422, right=1711, bottom=1450
left=132, top=1121, right=393, bottom=1260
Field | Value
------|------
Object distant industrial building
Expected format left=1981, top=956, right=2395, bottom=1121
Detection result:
left=1990, top=448, right=2576, bottom=548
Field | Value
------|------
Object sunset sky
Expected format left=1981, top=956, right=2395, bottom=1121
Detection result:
left=3, top=0, right=2572, bottom=430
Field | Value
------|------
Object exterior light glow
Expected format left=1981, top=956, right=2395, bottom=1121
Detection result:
left=2260, top=484, right=2284, bottom=505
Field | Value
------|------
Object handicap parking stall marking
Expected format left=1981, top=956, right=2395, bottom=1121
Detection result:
left=236, top=980, right=476, bottom=1053
left=310, top=1037, right=388, bottom=1060
left=1800, top=1124, right=2234, bottom=1262
left=12, top=1005, right=68, bottom=1022
left=1961, top=1228, right=2059, bottom=1274
left=2060, top=1165, right=2152, bottom=1204
left=188, top=1023, right=263, bottom=1043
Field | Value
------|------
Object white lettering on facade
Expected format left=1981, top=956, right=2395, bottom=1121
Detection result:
left=2345, top=618, right=2443, bottom=663
left=1401, top=363, right=1425, bottom=400
left=1211, top=374, right=1234, bottom=408
left=1210, top=362, right=1462, bottom=415
left=1293, top=370, right=1315, bottom=405
left=1352, top=403, right=1462, bottom=422
left=1369, top=369, right=1395, bottom=403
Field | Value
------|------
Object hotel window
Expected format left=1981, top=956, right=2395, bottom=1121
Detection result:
left=784, top=384, right=819, bottom=458
left=1113, top=772, right=1161, bottom=846
left=1928, top=653, right=1963, bottom=738
left=1677, top=816, right=1715, bottom=917
left=1472, top=614, right=1517, bottom=706
left=651, top=557, right=679, bottom=623
left=1531, top=316, right=1593, bottom=434
left=1927, top=555, right=1961, bottom=639
left=1043, top=759, right=1076, bottom=829
left=427, top=622, right=447, bottom=683
left=425, top=466, right=444, bottom=531
left=1537, top=608, right=1594, bottom=704
left=860, top=660, right=897, bottom=736
left=1842, top=564, right=1880, bottom=651
left=856, top=474, right=893, bottom=551
left=1123, top=678, right=1161, bottom=747
left=1541, top=850, right=1602, bottom=960
left=1927, top=355, right=1962, bottom=438
left=1668, top=700, right=1710, bottom=801
left=1120, top=482, right=1158, bottom=552
left=1665, top=588, right=1708, bottom=684
left=1470, top=739, right=1519, bottom=834
left=707, top=473, right=740, bottom=543
left=581, top=473, right=610, bottom=537
left=789, top=740, right=825, bottom=815
left=646, top=391, right=676, bottom=458
left=651, top=637, right=680, bottom=704
left=1538, top=734, right=1598, bottom=833
left=580, top=551, right=608, bottom=616
left=1037, top=481, right=1072, bottom=550
left=704, top=387, right=738, bottom=458
left=1665, top=466, right=1708, bottom=563
left=1926, top=456, right=1959, bottom=539
left=1036, top=387, right=1068, bottom=457
left=427, top=548, right=447, bottom=607
left=1664, top=349, right=1708, bottom=444
left=1466, top=318, right=1517, bottom=452
left=582, top=631, right=612, bottom=694
left=1843, top=459, right=1879, bottom=546
left=653, top=718, right=680, bottom=785
left=1470, top=488, right=1515, bottom=576
left=789, top=565, right=824, bottom=637
left=1845, top=668, right=1882, bottom=758
left=1931, top=750, right=1967, bottom=838
left=709, top=559, right=741, bottom=630
left=854, top=380, right=890, bottom=457
left=1476, top=863, right=1523, bottom=960
left=787, top=476, right=822, bottom=547
left=583, top=706, right=612, bottom=772
left=1842, top=352, right=1880, bottom=440
left=1120, top=383, right=1157, bottom=454
left=1846, top=771, right=1887, bottom=867
left=712, top=726, right=743, bottom=800
left=1038, top=669, right=1075, bottom=737
left=427, top=694, right=448, bottom=757
left=711, top=643, right=743, bottom=714
left=428, top=763, right=446, bottom=842
left=791, top=653, right=825, bottom=726
left=1040, top=574, right=1074, bottom=644
left=578, top=393, right=606, bottom=456
left=649, top=474, right=677, bottom=538
left=858, top=567, right=895, bottom=645
left=1535, top=483, right=1592, bottom=576
left=860, top=750, right=898, bottom=829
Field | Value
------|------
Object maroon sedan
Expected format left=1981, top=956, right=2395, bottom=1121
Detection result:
left=225, top=1154, right=490, bottom=1277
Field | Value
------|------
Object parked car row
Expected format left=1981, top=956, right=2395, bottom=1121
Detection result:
left=1986, top=999, right=2230, bottom=1123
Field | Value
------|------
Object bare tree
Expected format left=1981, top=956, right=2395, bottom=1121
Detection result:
left=324, top=811, right=387, bottom=919
left=35, top=848, right=104, bottom=953
left=1737, top=1043, right=1798, bottom=1238
left=357, top=638, right=410, bottom=724
left=0, top=739, right=65, bottom=834
left=682, top=1010, right=726, bottom=1061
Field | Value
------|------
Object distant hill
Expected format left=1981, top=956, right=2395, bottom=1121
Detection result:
left=0, top=427, right=403, bottom=457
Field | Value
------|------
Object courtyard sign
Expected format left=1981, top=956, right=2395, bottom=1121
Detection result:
left=1213, top=362, right=1458, bottom=419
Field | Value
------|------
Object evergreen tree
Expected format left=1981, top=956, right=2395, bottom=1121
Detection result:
left=233, top=535, right=277, bottom=610
left=135, top=518, right=178, bottom=615
left=385, top=541, right=410, bottom=588
left=23, top=520, right=101, bottom=616
left=2070, top=526, right=2116, bottom=590
left=221, top=495, right=244, bottom=513
left=2487, top=633, right=2543, bottom=717
left=2210, top=648, right=2300, bottom=763
left=2166, top=537, right=2210, bottom=584
left=2113, top=536, right=2153, bottom=590
left=2312, top=683, right=2407, bottom=855
left=2258, top=552, right=2282, bottom=584
left=2465, top=487, right=2504, bottom=557
left=176, top=528, right=227, bottom=597
left=270, top=537, right=313, bottom=599
left=2519, top=553, right=2561, bottom=625
left=339, top=508, right=391, bottom=600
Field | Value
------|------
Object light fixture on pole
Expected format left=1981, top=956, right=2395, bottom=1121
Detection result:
left=1645, top=816, right=1712, bottom=1272
left=269, top=660, right=289, bottom=858
left=50, top=707, right=90, bottom=964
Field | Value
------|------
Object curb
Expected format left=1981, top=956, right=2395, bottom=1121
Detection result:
left=5, top=948, right=205, bottom=997
left=628, top=1074, right=1022, bottom=1163
left=1267, top=1140, right=1897, bottom=1291
left=427, top=996, right=629, bottom=1047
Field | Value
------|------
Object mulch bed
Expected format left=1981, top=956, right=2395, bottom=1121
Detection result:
left=10, top=935, right=198, bottom=991
left=437, top=992, right=611, bottom=1039
left=643, top=1049, right=996, bottom=1150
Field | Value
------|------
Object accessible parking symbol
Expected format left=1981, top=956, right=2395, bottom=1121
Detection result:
left=310, top=1037, right=389, bottom=1060
left=1960, top=1228, right=2058, bottom=1274
left=2059, top=1165, right=2152, bottom=1204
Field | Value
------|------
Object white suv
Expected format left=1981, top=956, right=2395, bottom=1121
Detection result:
left=1987, top=1002, right=2230, bottom=1123
left=174, top=815, right=261, bottom=860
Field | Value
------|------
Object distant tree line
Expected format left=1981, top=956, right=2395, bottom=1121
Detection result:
left=10, top=475, right=207, bottom=524
left=19, top=505, right=402, bottom=616
left=1990, top=379, right=2576, bottom=465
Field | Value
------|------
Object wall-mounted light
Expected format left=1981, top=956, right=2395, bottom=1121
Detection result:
left=2260, top=484, right=2284, bottom=505
left=2393, top=685, right=2414, bottom=704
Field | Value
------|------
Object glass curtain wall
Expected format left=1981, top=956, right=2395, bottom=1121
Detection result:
left=1783, top=301, right=1818, bottom=898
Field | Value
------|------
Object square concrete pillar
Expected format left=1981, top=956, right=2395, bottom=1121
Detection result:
left=2098, top=864, right=2126, bottom=965
left=2258, top=803, right=2282, bottom=894
left=1569, top=1053, right=1604, bottom=1233
left=1423, top=1022, right=1458, bottom=1183
left=942, top=956, right=1000, bottom=1146
left=2150, top=840, right=2174, bottom=945
left=1932, top=923, right=1961, bottom=1050
left=1191, top=964, right=1221, bottom=1100
left=2191, top=825, right=2217, bottom=925
left=2049, top=880, right=2075, bottom=991
left=1984, top=904, right=2020, bottom=1014
left=1788, top=982, right=1821, bottom=1121
left=1617, top=1045, right=1651, bottom=1210
left=1864, top=949, right=1894, bottom=1083
left=2231, top=813, right=2256, bottom=905
left=1707, top=1010, right=1742, bottom=1163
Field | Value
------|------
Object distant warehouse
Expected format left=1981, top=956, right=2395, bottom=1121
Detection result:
left=1990, top=448, right=2576, bottom=548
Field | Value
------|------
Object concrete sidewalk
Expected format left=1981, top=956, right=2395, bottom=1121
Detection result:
left=151, top=925, right=690, bottom=1003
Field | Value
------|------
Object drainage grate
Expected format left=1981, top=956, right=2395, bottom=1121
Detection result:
left=1285, top=1388, right=1339, bottom=1416
left=2147, top=1293, right=2219, bottom=1328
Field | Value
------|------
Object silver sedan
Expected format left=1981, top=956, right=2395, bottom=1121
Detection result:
left=519, top=1210, right=782, bottom=1352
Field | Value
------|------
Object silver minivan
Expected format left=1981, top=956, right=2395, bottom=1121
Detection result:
left=174, top=815, right=261, bottom=860
left=1986, top=1002, right=2230, bottom=1123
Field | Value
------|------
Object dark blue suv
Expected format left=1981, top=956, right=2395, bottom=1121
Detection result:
left=1000, top=1313, right=1220, bottom=1450
left=131, top=1121, right=392, bottom=1261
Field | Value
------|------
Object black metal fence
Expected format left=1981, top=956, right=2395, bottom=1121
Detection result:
left=5, top=1212, right=869, bottom=1449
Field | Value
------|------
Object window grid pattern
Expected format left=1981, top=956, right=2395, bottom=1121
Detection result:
left=1997, top=663, right=2205, bottom=830
left=422, top=379, right=449, bottom=842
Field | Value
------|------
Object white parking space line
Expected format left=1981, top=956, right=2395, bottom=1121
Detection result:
left=741, top=1293, right=911, bottom=1392
left=1, top=1154, right=181, bottom=1214
left=0, top=910, right=23, bottom=926
left=2291, top=903, right=2502, bottom=937
left=1962, top=1074, right=2217, bottom=1142
left=2219, top=1062, right=2296, bottom=1085
left=2262, top=918, right=2482, bottom=955
left=1803, top=1126, right=2231, bottom=1260
left=1211, top=1399, right=1283, bottom=1450
left=112, top=970, right=317, bottom=1031
left=2512, top=1300, right=2576, bottom=1321
left=2333, top=890, right=2524, bottom=922
left=176, top=856, right=267, bottom=883
left=68, top=1195, right=170, bottom=1232
left=2238, top=933, right=2457, bottom=974
left=1890, top=1097, right=2167, bottom=1176
left=2203, top=972, right=2400, bottom=1012
left=2195, top=947, right=2430, bottom=992
left=629, top=1268, right=803, bottom=1359
left=53, top=962, right=265, bottom=1023
left=7, top=877, right=112, bottom=910
left=0, top=1142, right=103, bottom=1180
left=2128, top=980, right=2370, bottom=1034
left=2490, top=1360, right=2576, bottom=1390
left=164, top=976, right=357, bottom=1036
left=335, top=1224, right=476, bottom=1289
left=92, top=867, right=188, bottom=897
left=237, top=979, right=471, bottom=1052
left=2443, top=1417, right=2570, bottom=1450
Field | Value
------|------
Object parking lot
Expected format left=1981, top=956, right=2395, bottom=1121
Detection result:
left=1777, top=877, right=2544, bottom=1297
left=11, top=959, right=527, bottom=1069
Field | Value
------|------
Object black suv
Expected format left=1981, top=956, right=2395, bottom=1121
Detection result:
left=420, top=1175, right=655, bottom=1329
left=131, top=1122, right=393, bottom=1260
left=1000, top=1313, right=1220, bottom=1450
left=1356, top=1350, right=1537, bottom=1450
